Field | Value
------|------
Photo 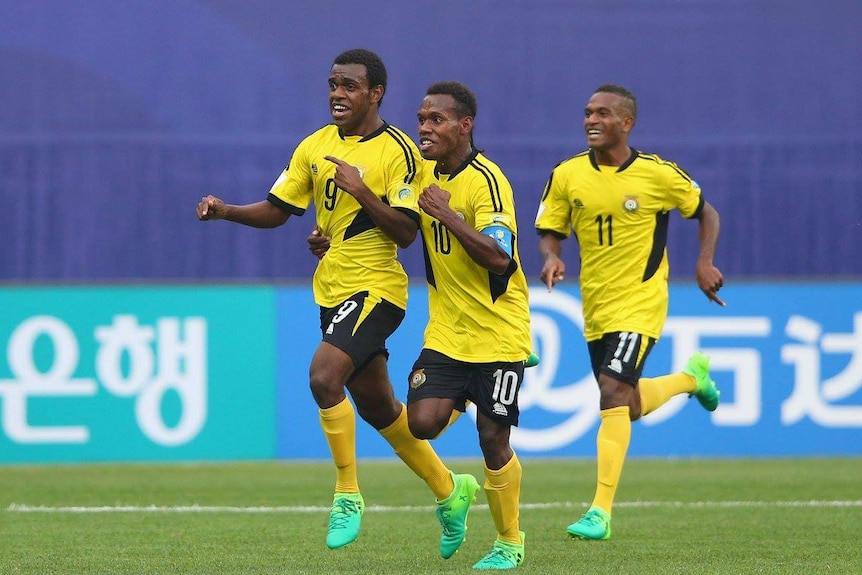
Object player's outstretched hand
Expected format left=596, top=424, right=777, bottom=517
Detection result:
left=697, top=262, right=726, bottom=307
left=197, top=195, right=227, bottom=220
left=540, top=255, right=566, bottom=292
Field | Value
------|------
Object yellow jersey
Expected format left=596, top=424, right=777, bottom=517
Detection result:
left=535, top=148, right=703, bottom=341
left=268, top=123, right=422, bottom=309
left=420, top=151, right=532, bottom=362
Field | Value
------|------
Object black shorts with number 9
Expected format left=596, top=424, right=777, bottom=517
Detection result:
left=319, top=291, right=405, bottom=369
left=406, top=348, right=524, bottom=427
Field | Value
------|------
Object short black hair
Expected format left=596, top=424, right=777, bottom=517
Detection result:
left=426, top=81, right=477, bottom=120
left=594, top=84, right=637, bottom=120
left=333, top=48, right=387, bottom=106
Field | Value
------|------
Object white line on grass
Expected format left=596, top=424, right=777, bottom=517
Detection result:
left=6, top=500, right=862, bottom=513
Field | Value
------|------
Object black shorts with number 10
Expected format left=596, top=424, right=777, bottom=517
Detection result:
left=407, top=348, right=524, bottom=427
left=319, top=291, right=405, bottom=370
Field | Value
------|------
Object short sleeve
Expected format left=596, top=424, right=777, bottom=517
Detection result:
left=534, top=168, right=573, bottom=237
left=663, top=162, right=702, bottom=219
left=383, top=143, right=422, bottom=217
left=268, top=138, right=313, bottom=212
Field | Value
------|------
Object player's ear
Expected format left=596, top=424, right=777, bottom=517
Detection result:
left=370, top=85, right=384, bottom=106
left=623, top=115, right=635, bottom=133
left=460, top=116, right=474, bottom=135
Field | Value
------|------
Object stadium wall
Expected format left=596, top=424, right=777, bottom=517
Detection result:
left=2, top=282, right=861, bottom=463
left=2, top=1, right=861, bottom=282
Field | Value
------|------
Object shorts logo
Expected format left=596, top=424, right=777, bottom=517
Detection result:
left=492, top=402, right=508, bottom=416
left=609, top=358, right=623, bottom=373
left=325, top=322, right=334, bottom=335
left=409, top=369, right=426, bottom=389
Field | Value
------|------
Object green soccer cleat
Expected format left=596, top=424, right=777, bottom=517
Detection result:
left=472, top=531, right=525, bottom=570
left=524, top=352, right=541, bottom=368
left=326, top=492, right=364, bottom=549
left=684, top=352, right=720, bottom=412
left=437, top=472, right=481, bottom=559
left=566, top=506, right=611, bottom=540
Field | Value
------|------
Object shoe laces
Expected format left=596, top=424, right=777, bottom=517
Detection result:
left=329, top=499, right=360, bottom=530
left=437, top=504, right=459, bottom=535
left=480, top=545, right=522, bottom=568
left=581, top=509, right=607, bottom=527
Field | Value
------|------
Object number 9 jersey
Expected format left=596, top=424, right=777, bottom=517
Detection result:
left=267, top=123, right=422, bottom=310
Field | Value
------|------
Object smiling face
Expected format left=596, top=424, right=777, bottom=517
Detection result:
left=583, top=91, right=635, bottom=153
left=416, top=93, right=473, bottom=171
left=328, top=63, right=382, bottom=136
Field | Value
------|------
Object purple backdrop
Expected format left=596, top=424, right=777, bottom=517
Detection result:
left=2, top=0, right=860, bottom=282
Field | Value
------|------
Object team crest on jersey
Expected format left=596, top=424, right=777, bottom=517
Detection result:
left=573, top=199, right=585, bottom=209
left=398, top=187, right=413, bottom=200
left=311, top=163, right=318, bottom=175
left=409, top=369, right=426, bottom=389
left=623, top=196, right=639, bottom=212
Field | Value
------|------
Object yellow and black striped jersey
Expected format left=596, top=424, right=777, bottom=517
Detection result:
left=420, top=150, right=532, bottom=362
left=268, top=123, right=422, bottom=309
left=535, top=148, right=703, bottom=341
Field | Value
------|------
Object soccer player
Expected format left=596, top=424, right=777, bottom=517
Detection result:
left=409, top=81, right=532, bottom=569
left=196, top=49, right=475, bottom=554
left=535, top=84, right=724, bottom=541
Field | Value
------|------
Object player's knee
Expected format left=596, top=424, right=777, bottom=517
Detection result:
left=478, top=431, right=511, bottom=469
left=598, top=378, right=634, bottom=410
left=309, top=368, right=344, bottom=407
left=408, top=412, right=444, bottom=440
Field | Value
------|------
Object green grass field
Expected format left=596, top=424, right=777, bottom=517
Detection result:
left=1, top=458, right=860, bottom=574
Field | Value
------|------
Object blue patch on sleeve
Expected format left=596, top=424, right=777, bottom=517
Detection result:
left=482, top=225, right=513, bottom=257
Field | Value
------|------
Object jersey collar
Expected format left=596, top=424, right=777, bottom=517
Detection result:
left=434, top=147, right=479, bottom=180
left=336, top=122, right=390, bottom=142
left=588, top=147, right=639, bottom=172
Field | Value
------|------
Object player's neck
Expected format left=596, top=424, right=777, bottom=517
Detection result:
left=593, top=145, right=631, bottom=167
left=344, top=114, right=384, bottom=138
left=437, top=143, right=473, bottom=174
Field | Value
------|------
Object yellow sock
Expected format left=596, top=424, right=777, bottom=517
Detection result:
left=592, top=406, right=631, bottom=514
left=484, top=453, right=522, bottom=544
left=638, top=373, right=696, bottom=416
left=319, top=398, right=359, bottom=493
left=378, top=403, right=453, bottom=500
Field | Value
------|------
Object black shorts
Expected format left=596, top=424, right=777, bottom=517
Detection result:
left=587, top=331, right=656, bottom=386
left=319, top=291, right=405, bottom=368
left=406, top=348, right=524, bottom=427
